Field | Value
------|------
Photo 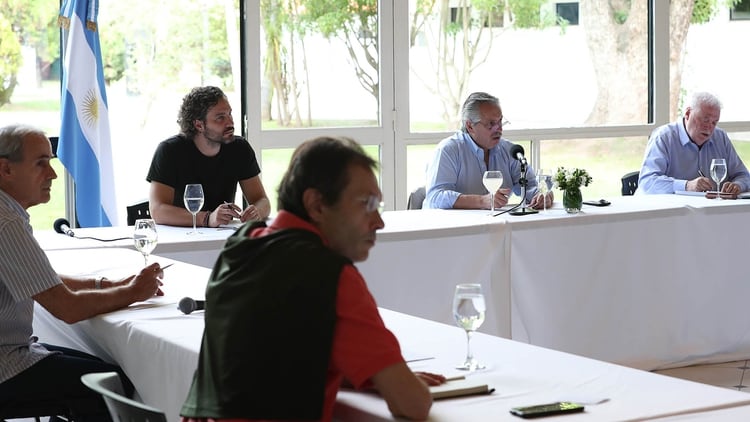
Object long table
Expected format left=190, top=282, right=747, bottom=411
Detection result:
left=34, top=248, right=750, bottom=421
left=34, top=195, right=750, bottom=370
left=35, top=223, right=238, bottom=268
left=358, top=195, right=750, bottom=370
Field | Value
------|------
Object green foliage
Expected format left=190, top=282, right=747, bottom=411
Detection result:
left=508, top=0, right=547, bottom=28
left=692, top=0, right=718, bottom=23
left=0, top=13, right=21, bottom=108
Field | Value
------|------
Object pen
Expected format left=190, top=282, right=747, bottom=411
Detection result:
left=159, top=263, right=174, bottom=270
left=698, top=168, right=705, bottom=177
left=446, top=375, right=466, bottom=381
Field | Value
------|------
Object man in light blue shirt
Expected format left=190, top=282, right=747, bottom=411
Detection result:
left=637, top=91, right=750, bottom=194
left=424, top=92, right=551, bottom=210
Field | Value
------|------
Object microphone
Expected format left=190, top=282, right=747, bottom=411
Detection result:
left=53, top=218, right=75, bottom=237
left=178, top=297, right=205, bottom=315
left=509, top=144, right=527, bottom=166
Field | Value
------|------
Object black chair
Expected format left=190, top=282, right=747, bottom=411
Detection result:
left=407, top=186, right=426, bottom=210
left=80, top=372, right=167, bottom=422
left=126, top=200, right=151, bottom=226
left=621, top=171, right=639, bottom=196
left=0, top=401, right=71, bottom=422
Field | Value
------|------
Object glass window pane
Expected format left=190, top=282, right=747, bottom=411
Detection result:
left=98, top=0, right=241, bottom=222
left=408, top=1, right=649, bottom=132
left=541, top=136, right=648, bottom=199
left=258, top=1, right=380, bottom=130
left=679, top=9, right=750, bottom=120
left=2, top=1, right=63, bottom=230
left=263, top=144, right=381, bottom=214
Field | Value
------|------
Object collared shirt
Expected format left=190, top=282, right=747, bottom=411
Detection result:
left=423, top=131, right=538, bottom=209
left=0, top=188, right=61, bottom=383
left=637, top=119, right=750, bottom=194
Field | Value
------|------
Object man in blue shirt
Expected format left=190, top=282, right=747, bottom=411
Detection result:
left=423, top=92, right=551, bottom=210
left=637, top=91, right=750, bottom=194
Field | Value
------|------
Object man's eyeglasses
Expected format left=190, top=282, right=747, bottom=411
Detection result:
left=475, top=118, right=510, bottom=131
left=358, top=195, right=385, bottom=213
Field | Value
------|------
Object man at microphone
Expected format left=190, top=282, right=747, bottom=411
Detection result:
left=181, top=136, right=443, bottom=421
left=0, top=125, right=164, bottom=420
left=424, top=91, right=552, bottom=210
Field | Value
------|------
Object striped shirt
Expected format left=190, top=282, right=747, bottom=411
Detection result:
left=0, top=188, right=62, bottom=383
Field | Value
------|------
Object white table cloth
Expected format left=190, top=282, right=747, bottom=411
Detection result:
left=33, top=248, right=750, bottom=421
left=34, top=195, right=750, bottom=370
left=360, top=195, right=750, bottom=370
left=36, top=223, right=239, bottom=268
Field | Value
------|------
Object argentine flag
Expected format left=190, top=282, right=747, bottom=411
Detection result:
left=58, top=0, right=117, bottom=227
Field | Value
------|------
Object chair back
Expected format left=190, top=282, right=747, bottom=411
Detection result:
left=407, top=186, right=426, bottom=210
left=80, top=372, right=167, bottom=422
left=127, top=200, right=151, bottom=225
left=0, top=400, right=70, bottom=422
left=621, top=171, right=639, bottom=196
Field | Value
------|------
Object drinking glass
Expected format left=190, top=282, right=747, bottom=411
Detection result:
left=453, top=283, right=486, bottom=371
left=183, top=184, right=205, bottom=234
left=482, top=171, right=504, bottom=214
left=537, top=169, right=552, bottom=212
left=133, top=219, right=158, bottom=266
left=710, top=158, right=727, bottom=200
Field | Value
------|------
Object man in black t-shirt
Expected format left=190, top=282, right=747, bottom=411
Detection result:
left=146, top=86, right=270, bottom=227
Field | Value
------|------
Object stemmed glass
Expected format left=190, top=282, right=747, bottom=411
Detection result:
left=482, top=171, right=504, bottom=214
left=133, top=219, right=158, bottom=266
left=710, top=158, right=727, bottom=200
left=453, top=283, right=486, bottom=371
left=184, top=184, right=205, bottom=234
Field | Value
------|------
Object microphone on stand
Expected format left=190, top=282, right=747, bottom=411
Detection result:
left=178, top=297, right=205, bottom=315
left=509, top=144, right=528, bottom=167
left=508, top=144, right=538, bottom=216
left=53, top=218, right=75, bottom=237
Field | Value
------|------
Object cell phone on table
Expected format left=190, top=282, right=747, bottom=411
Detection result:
left=510, top=402, right=584, bottom=418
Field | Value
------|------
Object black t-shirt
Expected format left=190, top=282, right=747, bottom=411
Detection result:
left=146, top=135, right=261, bottom=211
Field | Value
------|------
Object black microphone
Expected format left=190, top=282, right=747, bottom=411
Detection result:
left=53, top=218, right=75, bottom=237
left=509, top=144, right=527, bottom=166
left=178, top=297, right=205, bottom=315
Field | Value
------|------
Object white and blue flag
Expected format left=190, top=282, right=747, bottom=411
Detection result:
left=58, top=0, right=117, bottom=227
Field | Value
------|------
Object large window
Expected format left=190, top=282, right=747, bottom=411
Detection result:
left=3, top=1, right=750, bottom=228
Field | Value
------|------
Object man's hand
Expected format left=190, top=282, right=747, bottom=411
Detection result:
left=240, top=204, right=262, bottom=222
left=528, top=191, right=554, bottom=210
left=488, top=188, right=511, bottom=209
left=721, top=181, right=742, bottom=194
left=210, top=202, right=241, bottom=226
left=686, top=176, right=713, bottom=192
left=414, top=371, right=446, bottom=386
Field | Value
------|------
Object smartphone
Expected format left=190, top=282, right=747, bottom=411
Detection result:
left=510, top=402, right=584, bottom=418
left=582, top=199, right=610, bottom=207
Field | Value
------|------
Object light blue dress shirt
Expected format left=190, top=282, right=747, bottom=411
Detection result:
left=637, top=119, right=750, bottom=194
left=424, top=131, right=538, bottom=209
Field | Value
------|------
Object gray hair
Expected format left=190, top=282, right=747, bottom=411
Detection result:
left=460, top=92, right=500, bottom=132
left=689, top=91, right=722, bottom=112
left=0, top=124, right=46, bottom=162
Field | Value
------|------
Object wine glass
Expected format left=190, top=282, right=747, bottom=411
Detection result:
left=133, top=219, right=158, bottom=266
left=482, top=171, right=504, bottom=214
left=710, top=158, right=727, bottom=200
left=183, top=184, right=205, bottom=234
left=453, top=283, right=486, bottom=371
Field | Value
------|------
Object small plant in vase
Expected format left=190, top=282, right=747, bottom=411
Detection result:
left=555, top=167, right=592, bottom=214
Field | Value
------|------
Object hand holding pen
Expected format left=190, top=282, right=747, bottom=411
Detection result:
left=688, top=168, right=713, bottom=192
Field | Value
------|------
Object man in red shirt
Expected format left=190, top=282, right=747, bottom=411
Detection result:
left=181, top=136, right=443, bottom=421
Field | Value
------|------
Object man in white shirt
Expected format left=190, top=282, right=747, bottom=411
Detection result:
left=0, top=124, right=164, bottom=421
